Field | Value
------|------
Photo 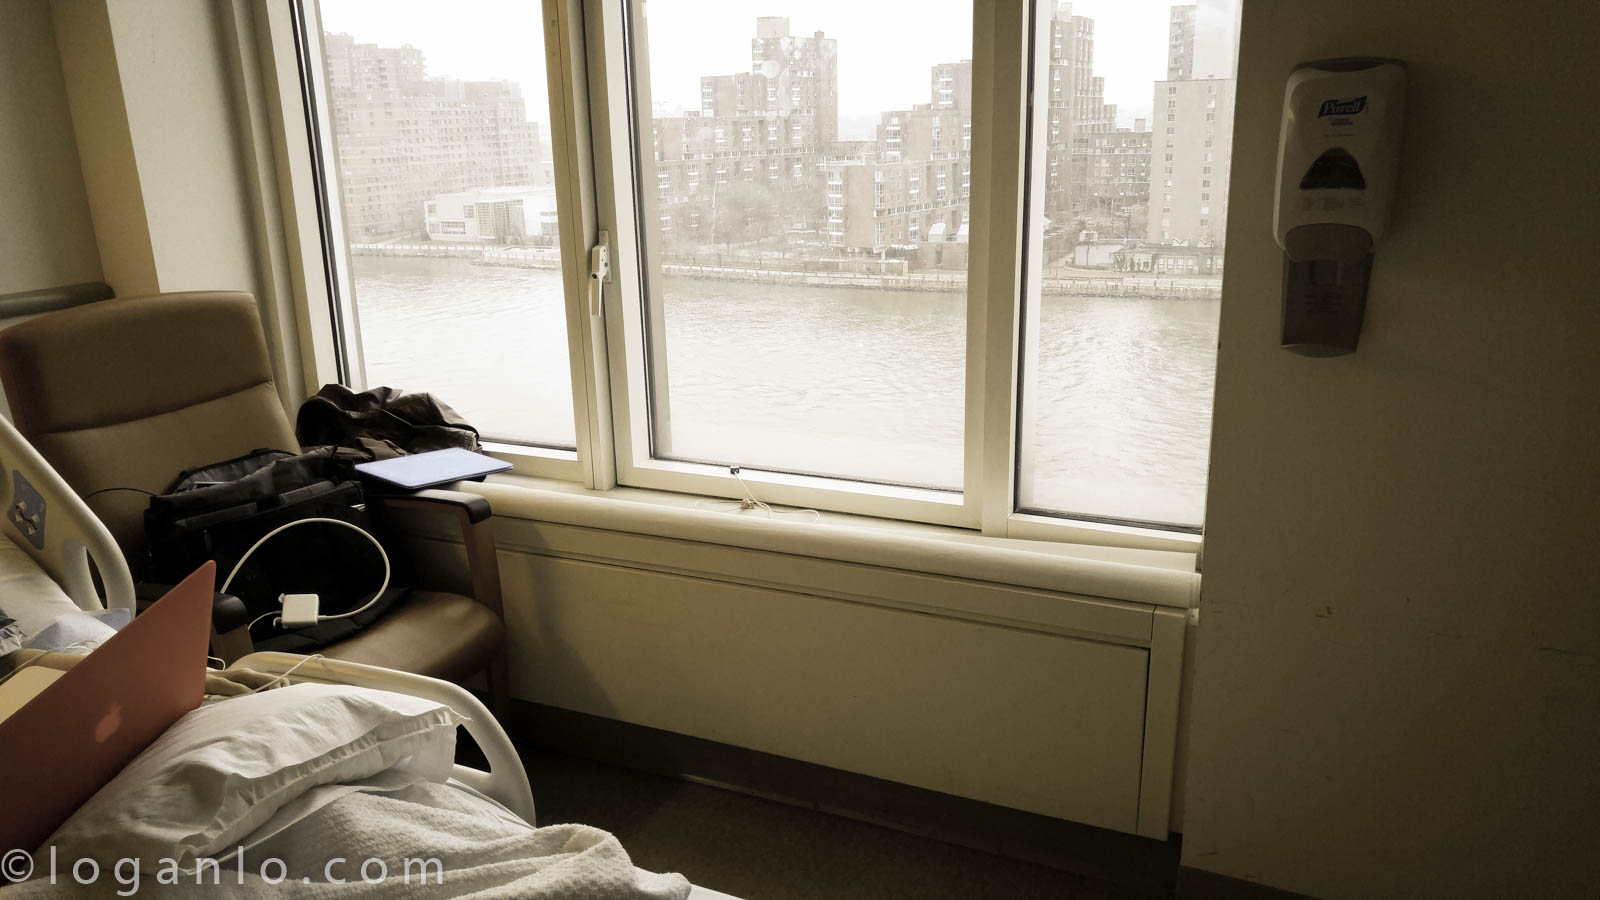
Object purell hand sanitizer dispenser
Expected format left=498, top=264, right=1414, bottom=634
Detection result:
left=1274, top=58, right=1406, bottom=356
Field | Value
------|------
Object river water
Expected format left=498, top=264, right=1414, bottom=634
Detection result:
left=351, top=255, right=1218, bottom=527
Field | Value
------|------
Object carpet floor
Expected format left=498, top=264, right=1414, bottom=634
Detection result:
left=521, top=747, right=1147, bottom=900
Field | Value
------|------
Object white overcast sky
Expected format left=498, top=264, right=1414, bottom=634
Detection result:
left=319, top=0, right=1238, bottom=135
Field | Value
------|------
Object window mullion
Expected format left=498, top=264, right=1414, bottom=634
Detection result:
left=545, top=0, right=614, bottom=489
left=966, top=0, right=1039, bottom=536
left=577, top=0, right=647, bottom=488
left=273, top=0, right=367, bottom=393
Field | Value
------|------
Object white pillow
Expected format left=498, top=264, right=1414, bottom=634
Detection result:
left=43, top=682, right=462, bottom=868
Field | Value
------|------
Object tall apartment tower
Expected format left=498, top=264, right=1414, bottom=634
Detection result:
left=700, top=73, right=768, bottom=118
left=824, top=60, right=974, bottom=257
left=1167, top=5, right=1196, bottom=80
left=649, top=19, right=842, bottom=248
left=1147, top=4, right=1235, bottom=245
left=930, top=61, right=973, bottom=112
left=322, top=34, right=546, bottom=242
left=1071, top=119, right=1151, bottom=235
left=1148, top=78, right=1233, bottom=244
left=1042, top=2, right=1117, bottom=228
left=752, top=17, right=838, bottom=145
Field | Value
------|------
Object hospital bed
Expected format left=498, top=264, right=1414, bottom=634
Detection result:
left=1, top=414, right=739, bottom=899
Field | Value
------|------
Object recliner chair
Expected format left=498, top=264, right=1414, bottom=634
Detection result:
left=0, top=291, right=507, bottom=712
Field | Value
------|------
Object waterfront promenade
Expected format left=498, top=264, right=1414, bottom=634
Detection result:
left=350, top=243, right=1222, bottom=300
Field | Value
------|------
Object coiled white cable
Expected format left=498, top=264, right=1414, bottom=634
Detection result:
left=246, top=653, right=326, bottom=693
left=225, top=517, right=390, bottom=632
left=693, top=466, right=821, bottom=524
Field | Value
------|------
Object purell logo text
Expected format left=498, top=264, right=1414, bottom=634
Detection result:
left=1318, top=96, right=1367, bottom=117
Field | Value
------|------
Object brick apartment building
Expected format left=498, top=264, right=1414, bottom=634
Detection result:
left=1071, top=119, right=1152, bottom=239
left=1148, top=4, right=1236, bottom=245
left=322, top=32, right=548, bottom=243
left=822, top=72, right=973, bottom=258
left=649, top=17, right=838, bottom=247
left=1041, top=1, right=1119, bottom=229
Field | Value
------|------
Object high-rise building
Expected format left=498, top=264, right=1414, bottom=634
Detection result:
left=824, top=61, right=973, bottom=259
left=930, top=61, right=972, bottom=112
left=650, top=105, right=824, bottom=247
left=649, top=19, right=838, bottom=249
left=1071, top=118, right=1152, bottom=237
left=700, top=73, right=768, bottom=118
left=1147, top=4, right=1236, bottom=245
left=322, top=33, right=547, bottom=242
left=1167, top=5, right=1196, bottom=80
left=1042, top=2, right=1118, bottom=229
left=752, top=17, right=838, bottom=144
left=1148, top=77, right=1234, bottom=244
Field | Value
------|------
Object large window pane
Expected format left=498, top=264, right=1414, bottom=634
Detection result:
left=629, top=1, right=973, bottom=490
left=318, top=0, right=575, bottom=447
left=1017, top=0, right=1239, bottom=528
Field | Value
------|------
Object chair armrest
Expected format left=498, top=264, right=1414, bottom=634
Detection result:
left=367, top=489, right=502, bottom=619
left=369, top=487, right=491, bottom=524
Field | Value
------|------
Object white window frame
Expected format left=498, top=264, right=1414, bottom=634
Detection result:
left=256, top=0, right=1202, bottom=555
left=255, top=0, right=590, bottom=484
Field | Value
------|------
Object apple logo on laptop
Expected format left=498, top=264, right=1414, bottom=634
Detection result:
left=94, top=702, right=122, bottom=743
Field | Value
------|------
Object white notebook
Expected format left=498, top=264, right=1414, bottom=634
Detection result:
left=353, top=447, right=512, bottom=490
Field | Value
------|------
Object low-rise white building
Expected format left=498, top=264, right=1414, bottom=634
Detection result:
left=423, top=187, right=559, bottom=245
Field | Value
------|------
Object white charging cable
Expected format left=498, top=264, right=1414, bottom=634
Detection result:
left=0, top=638, right=104, bottom=688
left=693, top=466, right=821, bottom=523
left=226, top=517, right=390, bottom=633
left=246, top=653, right=326, bottom=693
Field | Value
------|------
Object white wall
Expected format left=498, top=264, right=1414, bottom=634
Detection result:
left=0, top=0, right=102, bottom=295
left=104, top=0, right=263, bottom=295
left=1183, top=2, right=1600, bottom=896
left=43, top=0, right=306, bottom=404
left=51, top=0, right=158, bottom=296
left=52, top=0, right=264, bottom=298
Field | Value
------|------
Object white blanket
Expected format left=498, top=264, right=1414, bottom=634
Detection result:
left=8, top=779, right=690, bottom=899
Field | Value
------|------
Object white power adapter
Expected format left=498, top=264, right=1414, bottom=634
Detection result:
left=278, top=593, right=321, bottom=628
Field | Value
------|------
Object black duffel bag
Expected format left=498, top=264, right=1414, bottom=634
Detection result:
left=144, top=447, right=410, bottom=652
left=296, top=384, right=483, bottom=462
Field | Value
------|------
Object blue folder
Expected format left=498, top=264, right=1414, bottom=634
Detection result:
left=353, top=448, right=512, bottom=490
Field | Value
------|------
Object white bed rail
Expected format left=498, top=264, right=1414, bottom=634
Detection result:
left=233, top=651, right=536, bottom=825
left=0, top=414, right=135, bottom=614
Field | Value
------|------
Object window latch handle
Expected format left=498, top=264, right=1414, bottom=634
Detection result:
left=588, top=232, right=610, bottom=317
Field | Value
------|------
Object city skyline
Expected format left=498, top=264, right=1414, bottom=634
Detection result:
left=324, top=2, right=1234, bottom=251
left=317, top=0, right=1237, bottom=132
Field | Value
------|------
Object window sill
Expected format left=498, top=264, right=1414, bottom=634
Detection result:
left=452, top=473, right=1201, bottom=610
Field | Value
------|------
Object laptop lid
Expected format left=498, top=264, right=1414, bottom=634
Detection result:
left=0, top=561, right=213, bottom=857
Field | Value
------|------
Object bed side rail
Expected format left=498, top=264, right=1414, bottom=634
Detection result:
left=0, top=414, right=135, bottom=613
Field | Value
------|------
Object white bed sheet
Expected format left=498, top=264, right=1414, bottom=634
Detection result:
left=8, top=777, right=715, bottom=899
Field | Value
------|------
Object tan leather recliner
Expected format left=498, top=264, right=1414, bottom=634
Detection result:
left=0, top=291, right=507, bottom=713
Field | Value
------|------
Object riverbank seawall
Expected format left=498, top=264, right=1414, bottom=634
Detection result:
left=350, top=244, right=1221, bottom=300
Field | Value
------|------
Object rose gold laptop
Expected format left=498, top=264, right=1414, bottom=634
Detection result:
left=0, top=562, right=213, bottom=857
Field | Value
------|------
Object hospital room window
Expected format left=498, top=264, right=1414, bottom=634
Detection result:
left=624, top=1, right=974, bottom=491
left=1012, top=1, right=1238, bottom=532
left=308, top=0, right=578, bottom=449
left=286, top=0, right=1236, bottom=545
